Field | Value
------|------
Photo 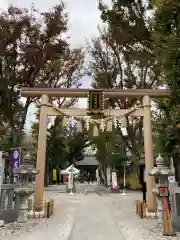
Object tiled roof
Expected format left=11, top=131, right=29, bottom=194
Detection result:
left=75, top=156, right=99, bottom=166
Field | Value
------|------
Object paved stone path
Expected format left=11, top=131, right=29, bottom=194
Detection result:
left=69, top=193, right=125, bottom=240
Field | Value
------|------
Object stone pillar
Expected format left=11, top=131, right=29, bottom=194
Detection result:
left=143, top=95, right=156, bottom=212
left=34, top=94, right=49, bottom=211
left=0, top=152, right=5, bottom=187
left=0, top=152, right=3, bottom=197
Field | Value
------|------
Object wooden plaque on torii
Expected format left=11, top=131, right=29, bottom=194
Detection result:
left=87, top=90, right=104, bottom=116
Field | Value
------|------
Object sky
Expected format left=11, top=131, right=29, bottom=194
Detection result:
left=0, top=0, right=111, bottom=131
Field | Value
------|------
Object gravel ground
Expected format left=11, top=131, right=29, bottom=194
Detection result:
left=0, top=193, right=83, bottom=240
left=0, top=218, right=51, bottom=239
left=1, top=187, right=180, bottom=240
left=104, top=191, right=180, bottom=240
left=0, top=184, right=90, bottom=240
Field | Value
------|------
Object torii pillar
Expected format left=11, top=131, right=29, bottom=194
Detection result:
left=34, top=94, right=49, bottom=211
left=143, top=95, right=156, bottom=212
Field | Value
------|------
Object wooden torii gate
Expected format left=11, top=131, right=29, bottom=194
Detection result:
left=21, top=88, right=171, bottom=212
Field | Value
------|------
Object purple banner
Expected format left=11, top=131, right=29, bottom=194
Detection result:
left=12, top=148, right=20, bottom=183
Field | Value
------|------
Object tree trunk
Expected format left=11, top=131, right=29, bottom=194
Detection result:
left=174, top=154, right=180, bottom=184
left=49, top=163, right=52, bottom=185
left=11, top=128, right=19, bottom=147
left=44, top=160, right=49, bottom=187
left=102, top=163, right=108, bottom=186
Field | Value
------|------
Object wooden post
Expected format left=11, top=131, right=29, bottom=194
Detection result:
left=143, top=96, right=156, bottom=212
left=162, top=197, right=176, bottom=236
left=34, top=94, right=49, bottom=211
left=47, top=201, right=50, bottom=218
left=136, top=200, right=138, bottom=214
left=143, top=201, right=147, bottom=218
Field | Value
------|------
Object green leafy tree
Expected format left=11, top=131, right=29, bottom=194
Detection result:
left=0, top=122, right=12, bottom=151
left=88, top=0, right=161, bottom=163
left=150, top=0, right=180, bottom=179
left=67, top=131, right=89, bottom=164
left=88, top=126, right=117, bottom=183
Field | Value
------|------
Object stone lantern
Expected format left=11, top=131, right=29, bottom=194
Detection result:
left=13, top=151, right=39, bottom=222
left=148, top=154, right=174, bottom=226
